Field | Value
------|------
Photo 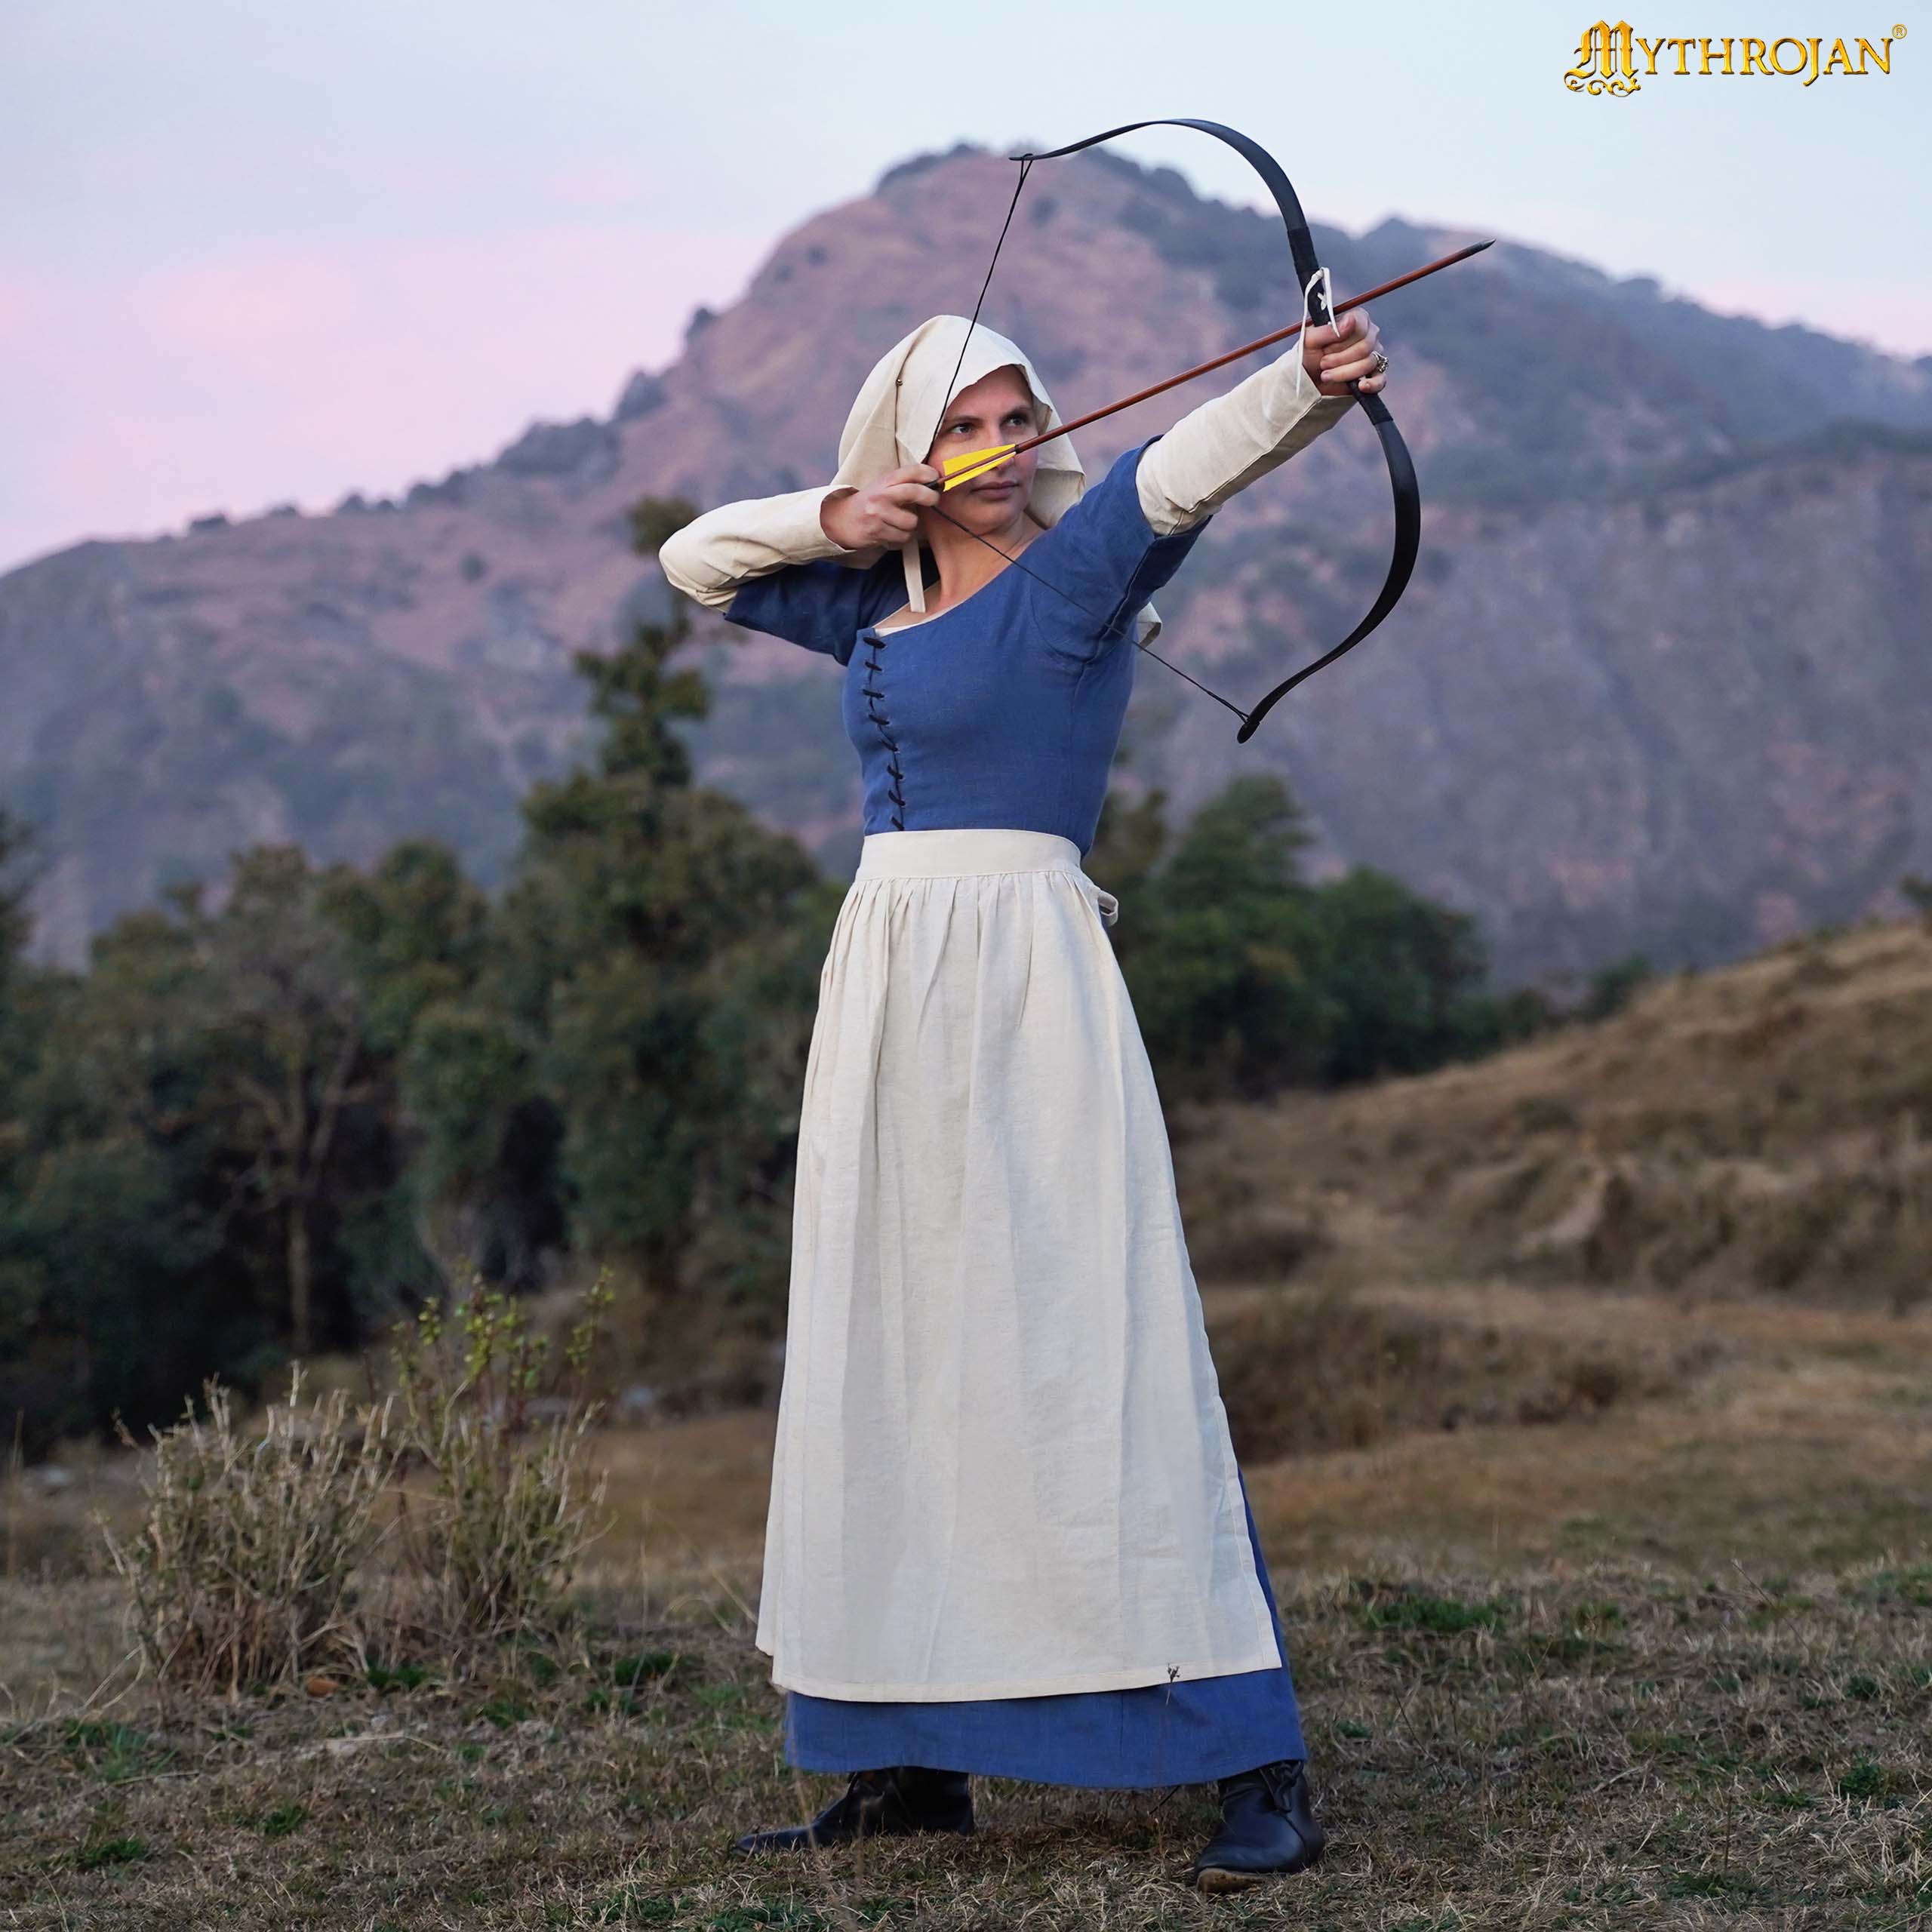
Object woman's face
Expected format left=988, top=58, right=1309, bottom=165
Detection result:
left=922, top=365, right=1041, bottom=534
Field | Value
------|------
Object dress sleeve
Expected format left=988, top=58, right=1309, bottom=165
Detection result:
left=721, top=557, right=902, bottom=664
left=1030, top=439, right=1217, bottom=660
left=1134, top=350, right=1356, bottom=535
left=657, top=484, right=893, bottom=662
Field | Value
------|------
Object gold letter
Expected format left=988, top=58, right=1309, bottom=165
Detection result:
left=1768, top=37, right=1809, bottom=75
left=1564, top=21, right=1611, bottom=88
left=1564, top=20, right=1640, bottom=93
left=1804, top=35, right=1822, bottom=85
left=1741, top=38, right=1771, bottom=75
left=1697, top=36, right=1736, bottom=75
left=1821, top=38, right=1854, bottom=76
left=1854, top=37, right=1893, bottom=75
left=1634, top=33, right=1669, bottom=74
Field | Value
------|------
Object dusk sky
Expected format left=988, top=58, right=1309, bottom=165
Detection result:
left=3, top=0, right=1926, bottom=576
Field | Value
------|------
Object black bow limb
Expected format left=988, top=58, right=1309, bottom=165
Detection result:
left=998, top=120, right=1423, bottom=740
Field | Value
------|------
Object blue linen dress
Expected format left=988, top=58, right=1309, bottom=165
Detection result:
left=725, top=438, right=1195, bottom=854
left=723, top=439, right=1307, bottom=1787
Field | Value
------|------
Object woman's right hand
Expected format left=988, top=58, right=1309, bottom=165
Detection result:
left=820, top=466, right=940, bottom=550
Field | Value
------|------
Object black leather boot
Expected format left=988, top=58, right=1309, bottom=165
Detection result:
left=1187, top=1758, right=1325, bottom=1891
left=732, top=1764, right=974, bottom=1854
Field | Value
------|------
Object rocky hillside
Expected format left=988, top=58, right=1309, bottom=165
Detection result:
left=1175, top=914, right=1932, bottom=1312
left=5, top=144, right=1930, bottom=977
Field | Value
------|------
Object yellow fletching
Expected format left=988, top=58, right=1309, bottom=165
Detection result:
left=940, top=445, right=1018, bottom=491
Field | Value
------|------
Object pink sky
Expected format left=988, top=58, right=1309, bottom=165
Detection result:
left=8, top=220, right=1925, bottom=583
left=0, top=223, right=765, bottom=574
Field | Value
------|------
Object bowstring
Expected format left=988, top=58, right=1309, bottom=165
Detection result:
left=926, top=152, right=1249, bottom=723
left=930, top=155, right=1031, bottom=454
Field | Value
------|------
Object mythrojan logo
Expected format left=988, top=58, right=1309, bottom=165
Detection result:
left=1564, top=20, right=1905, bottom=93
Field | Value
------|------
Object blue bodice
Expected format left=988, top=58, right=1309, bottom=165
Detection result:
left=721, top=441, right=1210, bottom=857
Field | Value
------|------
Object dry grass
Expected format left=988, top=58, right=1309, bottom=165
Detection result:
left=3, top=1545, right=1927, bottom=1927
left=1216, top=1286, right=1932, bottom=1572
left=1175, top=918, right=1932, bottom=1311
left=100, top=1372, right=394, bottom=1697
left=1206, top=1279, right=1725, bottom=1461
left=67, top=1287, right=616, bottom=1712
left=4, top=1284, right=1928, bottom=1928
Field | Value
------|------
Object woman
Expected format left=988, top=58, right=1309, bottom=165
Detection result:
left=659, top=300, right=1387, bottom=1892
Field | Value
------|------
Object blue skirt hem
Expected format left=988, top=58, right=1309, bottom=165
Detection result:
left=780, top=1466, right=1304, bottom=1789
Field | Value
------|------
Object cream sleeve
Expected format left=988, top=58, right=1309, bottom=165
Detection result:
left=657, top=485, right=863, bottom=611
left=1135, top=352, right=1358, bottom=537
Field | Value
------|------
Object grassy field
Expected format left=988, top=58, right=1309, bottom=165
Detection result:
left=4, top=922, right=1930, bottom=1928
left=5, top=1282, right=1927, bottom=1930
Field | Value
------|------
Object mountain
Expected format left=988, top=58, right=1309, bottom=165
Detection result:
left=4, top=144, right=1930, bottom=980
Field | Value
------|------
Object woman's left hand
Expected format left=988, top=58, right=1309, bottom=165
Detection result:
left=1301, top=309, right=1387, bottom=398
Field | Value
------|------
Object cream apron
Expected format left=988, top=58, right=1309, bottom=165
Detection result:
left=755, top=828, right=1282, bottom=1702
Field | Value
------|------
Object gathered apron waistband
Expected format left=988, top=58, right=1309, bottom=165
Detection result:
left=854, top=828, right=1118, bottom=924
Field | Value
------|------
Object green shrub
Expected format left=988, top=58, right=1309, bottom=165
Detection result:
left=383, top=1277, right=612, bottom=1655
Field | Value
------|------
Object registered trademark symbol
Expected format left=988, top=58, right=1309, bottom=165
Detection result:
left=1894, top=23, right=1907, bottom=36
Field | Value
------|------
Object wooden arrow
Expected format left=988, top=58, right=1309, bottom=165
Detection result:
left=940, top=238, right=1492, bottom=490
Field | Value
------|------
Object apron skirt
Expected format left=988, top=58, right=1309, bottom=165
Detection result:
left=755, top=828, right=1286, bottom=1709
